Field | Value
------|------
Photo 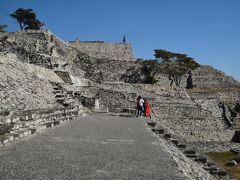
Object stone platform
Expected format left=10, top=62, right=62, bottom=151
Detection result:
left=0, top=115, right=194, bottom=180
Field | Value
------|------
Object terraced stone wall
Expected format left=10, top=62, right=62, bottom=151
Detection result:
left=70, top=40, right=135, bottom=61
left=0, top=107, right=80, bottom=146
left=73, top=58, right=142, bottom=82
left=191, top=65, right=240, bottom=88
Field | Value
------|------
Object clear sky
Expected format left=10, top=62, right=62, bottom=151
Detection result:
left=1, top=0, right=240, bottom=81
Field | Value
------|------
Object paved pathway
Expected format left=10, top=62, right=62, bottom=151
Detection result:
left=0, top=115, right=186, bottom=180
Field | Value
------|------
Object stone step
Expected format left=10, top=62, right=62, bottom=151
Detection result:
left=53, top=90, right=63, bottom=94
left=203, top=166, right=217, bottom=172
left=147, top=121, right=156, bottom=127
left=185, top=154, right=198, bottom=159
left=53, top=87, right=61, bottom=90
left=9, top=129, right=32, bottom=139
left=151, top=128, right=157, bottom=133
left=217, top=170, right=228, bottom=177
left=0, top=107, right=79, bottom=146
left=177, top=144, right=187, bottom=149
left=195, top=156, right=207, bottom=163
left=206, top=161, right=216, bottom=167
left=44, top=122, right=54, bottom=128
left=34, top=125, right=47, bottom=133
left=56, top=98, right=65, bottom=103
left=170, top=139, right=179, bottom=146
left=184, top=149, right=196, bottom=155
left=53, top=121, right=60, bottom=126
left=163, top=133, right=171, bottom=139
left=157, top=129, right=164, bottom=134
left=0, top=134, right=15, bottom=144
left=55, top=94, right=65, bottom=98
left=63, top=100, right=76, bottom=104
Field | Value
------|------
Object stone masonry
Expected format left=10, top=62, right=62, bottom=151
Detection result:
left=70, top=39, right=136, bottom=61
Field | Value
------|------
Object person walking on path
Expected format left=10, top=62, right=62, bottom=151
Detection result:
left=136, top=96, right=144, bottom=117
left=144, top=98, right=151, bottom=119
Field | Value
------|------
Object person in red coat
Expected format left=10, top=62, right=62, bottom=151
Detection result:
left=144, top=98, right=151, bottom=119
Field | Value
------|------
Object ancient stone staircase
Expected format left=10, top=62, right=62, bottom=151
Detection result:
left=52, top=83, right=81, bottom=108
left=146, top=119, right=228, bottom=179
left=0, top=107, right=81, bottom=146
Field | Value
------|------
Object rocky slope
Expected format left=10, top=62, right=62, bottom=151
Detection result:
left=0, top=52, right=63, bottom=111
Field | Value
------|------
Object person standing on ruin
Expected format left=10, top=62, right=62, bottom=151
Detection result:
left=144, top=98, right=151, bottom=119
left=136, top=96, right=144, bottom=117
left=123, top=35, right=126, bottom=43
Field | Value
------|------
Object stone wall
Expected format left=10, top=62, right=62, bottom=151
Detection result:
left=191, top=65, right=240, bottom=88
left=95, top=82, right=236, bottom=142
left=70, top=40, right=135, bottom=61
left=0, top=107, right=80, bottom=145
left=73, top=57, right=142, bottom=82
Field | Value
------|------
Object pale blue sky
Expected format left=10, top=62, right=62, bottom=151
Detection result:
left=1, top=0, right=239, bottom=81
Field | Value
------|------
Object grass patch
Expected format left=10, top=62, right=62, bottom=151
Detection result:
left=206, top=151, right=240, bottom=179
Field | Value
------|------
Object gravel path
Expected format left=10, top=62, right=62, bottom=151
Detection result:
left=0, top=115, right=186, bottom=180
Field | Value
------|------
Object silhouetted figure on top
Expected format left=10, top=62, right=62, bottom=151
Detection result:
left=186, top=71, right=193, bottom=89
left=123, top=35, right=126, bottom=43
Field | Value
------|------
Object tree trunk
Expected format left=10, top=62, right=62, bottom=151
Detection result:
left=19, top=22, right=23, bottom=30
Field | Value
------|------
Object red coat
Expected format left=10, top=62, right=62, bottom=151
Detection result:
left=145, top=101, right=151, bottom=117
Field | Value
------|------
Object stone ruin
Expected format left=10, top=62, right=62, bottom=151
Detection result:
left=0, top=29, right=240, bottom=153
left=70, top=38, right=136, bottom=61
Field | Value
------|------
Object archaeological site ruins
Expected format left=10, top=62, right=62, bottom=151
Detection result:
left=0, top=29, right=240, bottom=179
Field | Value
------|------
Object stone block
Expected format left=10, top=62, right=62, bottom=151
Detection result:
left=23, top=121, right=32, bottom=127
left=209, top=170, right=218, bottom=175
left=23, top=131, right=29, bottom=137
left=164, top=134, right=171, bottom=139
left=29, top=128, right=36, bottom=134
left=207, top=161, right=216, bottom=167
left=7, top=135, right=14, bottom=142
left=196, top=156, right=207, bottom=163
left=27, top=130, right=32, bottom=135
left=4, top=118, right=11, bottom=124
left=1, top=138, right=9, bottom=144
left=45, top=122, right=53, bottom=128
left=184, top=149, right=196, bottom=155
left=178, top=144, right=186, bottom=149
left=147, top=122, right=156, bottom=127
left=11, top=133, right=20, bottom=139
left=157, top=129, right=164, bottom=134
left=227, top=160, right=237, bottom=166
left=170, top=139, right=179, bottom=145
left=186, top=154, right=198, bottom=158
left=12, top=124, right=20, bottom=130
left=217, top=170, right=227, bottom=176
left=53, top=121, right=60, bottom=126
left=11, top=117, right=20, bottom=123
left=151, top=128, right=157, bottom=133
left=18, top=133, right=24, bottom=138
